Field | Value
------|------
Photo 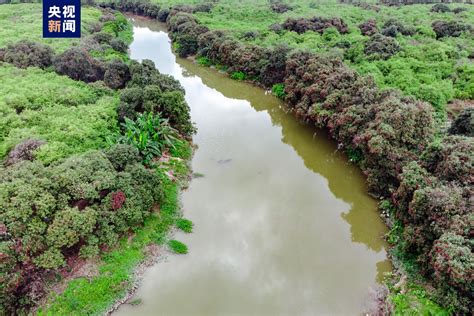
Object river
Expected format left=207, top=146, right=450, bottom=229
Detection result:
left=115, top=16, right=391, bottom=316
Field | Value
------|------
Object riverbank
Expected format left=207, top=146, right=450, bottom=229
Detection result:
left=96, top=1, right=473, bottom=314
left=0, top=4, right=195, bottom=314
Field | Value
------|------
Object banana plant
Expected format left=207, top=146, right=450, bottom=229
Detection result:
left=117, top=112, right=179, bottom=164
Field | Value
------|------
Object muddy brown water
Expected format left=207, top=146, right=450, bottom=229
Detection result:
left=115, top=16, right=391, bottom=316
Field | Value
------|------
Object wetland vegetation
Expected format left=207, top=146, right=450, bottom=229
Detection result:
left=0, top=0, right=472, bottom=314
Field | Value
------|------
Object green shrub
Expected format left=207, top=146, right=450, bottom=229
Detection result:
left=272, top=83, right=286, bottom=99
left=155, top=91, right=195, bottom=136
left=430, top=233, right=473, bottom=296
left=168, top=240, right=188, bottom=254
left=102, top=13, right=130, bottom=41
left=92, top=32, right=113, bottom=45
left=230, top=71, right=246, bottom=80
left=197, top=56, right=211, bottom=66
left=104, top=144, right=141, bottom=171
left=175, top=34, right=198, bottom=57
left=127, top=59, right=184, bottom=94
left=0, top=149, right=164, bottom=312
left=453, top=63, right=474, bottom=99
left=176, top=218, right=193, bottom=233
left=110, top=38, right=128, bottom=53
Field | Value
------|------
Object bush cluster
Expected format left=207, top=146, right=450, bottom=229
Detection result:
left=282, top=16, right=349, bottom=34
left=282, top=48, right=473, bottom=311
left=4, top=139, right=46, bottom=166
left=449, top=108, right=474, bottom=137
left=168, top=12, right=291, bottom=87
left=54, top=48, right=106, bottom=83
left=359, top=19, right=378, bottom=36
left=104, top=59, right=131, bottom=89
left=0, top=40, right=53, bottom=69
left=392, top=135, right=473, bottom=312
left=49, top=13, right=131, bottom=87
left=284, top=51, right=435, bottom=193
left=364, top=33, right=401, bottom=60
left=452, top=7, right=468, bottom=14
left=0, top=147, right=163, bottom=312
left=117, top=59, right=194, bottom=136
left=431, top=3, right=451, bottom=13
left=381, top=19, right=416, bottom=37
left=269, top=1, right=292, bottom=13
left=432, top=20, right=469, bottom=38
left=97, top=0, right=211, bottom=22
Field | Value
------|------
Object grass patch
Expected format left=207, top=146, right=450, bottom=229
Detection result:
left=230, top=71, right=246, bottom=81
left=389, top=284, right=450, bottom=316
left=0, top=65, right=118, bottom=164
left=197, top=56, right=212, bottom=66
left=176, top=218, right=193, bottom=233
left=168, top=240, right=188, bottom=254
left=271, top=83, right=286, bottom=99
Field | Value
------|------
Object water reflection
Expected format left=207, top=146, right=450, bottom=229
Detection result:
left=177, top=59, right=389, bottom=253
left=116, top=16, right=391, bottom=316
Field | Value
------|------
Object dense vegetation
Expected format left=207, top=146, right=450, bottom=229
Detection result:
left=0, top=3, right=193, bottom=314
left=187, top=0, right=474, bottom=120
left=98, top=0, right=473, bottom=314
left=1, top=0, right=472, bottom=314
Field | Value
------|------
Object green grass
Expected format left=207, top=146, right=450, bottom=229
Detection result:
left=381, top=200, right=450, bottom=315
left=389, top=284, right=450, bottom=316
left=197, top=56, right=212, bottom=66
left=0, top=65, right=119, bottom=164
left=272, top=83, right=287, bottom=99
left=0, top=3, right=103, bottom=52
left=0, top=4, right=136, bottom=164
left=176, top=218, right=193, bottom=233
left=104, top=13, right=133, bottom=44
left=187, top=0, right=473, bottom=118
left=39, top=141, right=193, bottom=314
left=168, top=239, right=188, bottom=254
left=230, top=71, right=246, bottom=80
